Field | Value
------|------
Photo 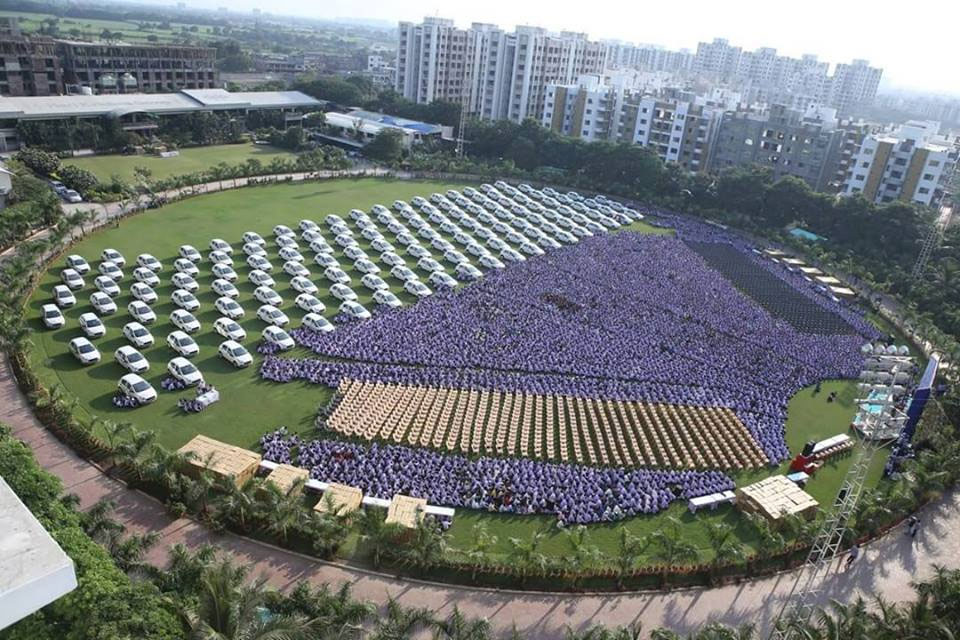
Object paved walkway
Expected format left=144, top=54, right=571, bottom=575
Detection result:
left=2, top=352, right=958, bottom=638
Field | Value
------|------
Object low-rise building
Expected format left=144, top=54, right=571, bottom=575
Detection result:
left=319, top=109, right=447, bottom=149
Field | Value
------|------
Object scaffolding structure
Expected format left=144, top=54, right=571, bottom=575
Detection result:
left=768, top=347, right=913, bottom=639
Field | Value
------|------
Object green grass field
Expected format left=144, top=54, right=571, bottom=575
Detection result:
left=63, top=144, right=298, bottom=183
left=24, top=178, right=881, bottom=565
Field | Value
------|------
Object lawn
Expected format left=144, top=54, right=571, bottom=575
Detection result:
left=24, top=177, right=882, bottom=565
left=63, top=144, right=298, bottom=183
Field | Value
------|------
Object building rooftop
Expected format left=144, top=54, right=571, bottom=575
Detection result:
left=0, top=476, right=77, bottom=630
left=0, top=90, right=322, bottom=121
left=347, top=109, right=444, bottom=135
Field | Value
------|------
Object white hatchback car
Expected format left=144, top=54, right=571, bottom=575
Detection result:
left=118, top=373, right=157, bottom=404
left=309, top=238, right=332, bottom=254
left=179, top=244, right=202, bottom=262
left=137, top=253, right=163, bottom=272
left=219, top=340, right=253, bottom=368
left=290, top=276, right=318, bottom=295
left=243, top=231, right=265, bottom=246
left=302, top=312, right=334, bottom=333
left=246, top=254, right=272, bottom=271
left=390, top=265, right=417, bottom=282
left=171, top=272, right=199, bottom=292
left=130, top=282, right=158, bottom=304
left=253, top=286, right=282, bottom=307
left=174, top=258, right=199, bottom=277
left=295, top=293, right=324, bottom=313
left=360, top=273, right=388, bottom=291
left=343, top=245, right=368, bottom=261
left=127, top=300, right=157, bottom=324
left=167, top=330, right=199, bottom=357
left=329, top=283, right=358, bottom=301
left=61, top=268, right=84, bottom=290
left=284, top=261, right=310, bottom=278
left=171, top=289, right=200, bottom=312
left=209, top=238, right=232, bottom=254
left=211, top=263, right=238, bottom=282
left=279, top=247, right=304, bottom=263
left=66, top=254, right=91, bottom=274
left=90, top=291, right=117, bottom=314
left=256, top=305, right=289, bottom=327
left=248, top=269, right=275, bottom=288
left=276, top=235, right=297, bottom=249
left=455, top=263, right=484, bottom=281
left=243, top=242, right=267, bottom=257
left=380, top=252, right=405, bottom=267
left=429, top=271, right=459, bottom=289
left=403, top=279, right=433, bottom=299
left=78, top=312, right=106, bottom=338
left=273, top=224, right=294, bottom=238
left=213, top=317, right=246, bottom=341
left=41, top=303, right=65, bottom=329
left=339, top=300, right=371, bottom=320
left=262, top=326, right=295, bottom=351
left=115, top=345, right=149, bottom=374
left=324, top=267, right=350, bottom=284
left=215, top=296, right=245, bottom=320
left=208, top=250, right=232, bottom=265
left=123, top=322, right=154, bottom=348
left=69, top=337, right=100, bottom=365
left=373, top=289, right=402, bottom=308
left=212, top=278, right=239, bottom=298
left=94, top=275, right=120, bottom=297
left=314, top=253, right=339, bottom=268
left=168, top=356, right=203, bottom=386
left=132, top=266, right=159, bottom=287
left=101, top=248, right=125, bottom=267
left=170, top=309, right=201, bottom=333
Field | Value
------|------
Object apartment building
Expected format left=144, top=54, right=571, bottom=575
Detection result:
left=843, top=120, right=958, bottom=206
left=0, top=34, right=61, bottom=96
left=603, top=41, right=694, bottom=74
left=57, top=41, right=217, bottom=93
left=396, top=18, right=605, bottom=123
left=826, top=59, right=883, bottom=116
left=707, top=104, right=848, bottom=191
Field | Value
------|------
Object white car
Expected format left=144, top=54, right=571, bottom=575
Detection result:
left=213, top=317, right=246, bottom=341
left=243, top=231, right=265, bottom=246
left=130, top=282, right=158, bottom=304
left=361, top=273, right=389, bottom=291
left=519, top=242, right=546, bottom=256
left=279, top=247, right=304, bottom=263
left=324, top=266, right=350, bottom=284
left=371, top=238, right=394, bottom=253
left=69, top=337, right=100, bottom=365
left=272, top=224, right=294, bottom=238
left=339, top=300, right=371, bottom=320
left=301, top=229, right=322, bottom=244
left=115, top=345, right=149, bottom=374
left=254, top=286, right=283, bottom=307
left=212, top=278, right=239, bottom=298
left=90, top=291, right=117, bottom=314
left=302, top=313, right=334, bottom=333
left=538, top=236, right=563, bottom=250
left=284, top=261, right=310, bottom=278
left=243, top=242, right=267, bottom=256
left=257, top=305, right=289, bottom=327
left=455, top=263, right=484, bottom=281
left=170, top=309, right=201, bottom=333
left=276, top=235, right=297, bottom=249
left=361, top=227, right=383, bottom=242
left=118, top=373, right=157, bottom=405
left=132, top=266, right=158, bottom=287
left=334, top=233, right=355, bottom=248
left=172, top=272, right=199, bottom=292
left=407, top=244, right=430, bottom=259
left=174, top=258, right=199, bottom=277
left=500, top=248, right=526, bottom=263
left=344, top=245, right=368, bottom=260
left=179, top=244, right=202, bottom=262
left=209, top=238, right=232, bottom=254
left=380, top=252, right=405, bottom=267
left=309, top=238, right=332, bottom=254
left=94, top=275, right=120, bottom=297
left=212, top=263, right=238, bottom=282
left=66, top=254, right=90, bottom=274
left=443, top=249, right=468, bottom=265
left=219, top=340, right=253, bottom=368
left=208, top=250, right=233, bottom=265
left=404, top=279, right=433, bottom=298
left=324, top=214, right=344, bottom=226
left=61, top=268, right=84, bottom=290
left=118, top=318, right=155, bottom=348
left=295, top=293, right=324, bottom=313
left=313, top=253, right=340, bottom=267
left=479, top=254, right=506, bottom=269
left=373, top=289, right=402, bottom=308
left=127, top=300, right=157, bottom=324
left=330, top=283, right=358, bottom=301
left=246, top=254, right=272, bottom=271
left=167, top=357, right=203, bottom=386
left=330, top=223, right=352, bottom=237
left=171, top=289, right=200, bottom=312
left=78, top=312, right=106, bottom=338
left=101, top=248, right=125, bottom=267
left=41, top=303, right=65, bottom=329
left=248, top=269, right=275, bottom=288
left=299, top=218, right=318, bottom=232
left=417, top=257, right=444, bottom=273
left=290, top=276, right=318, bottom=295
left=167, top=330, right=199, bottom=357
left=262, top=326, right=295, bottom=351
left=136, top=253, right=163, bottom=272
left=215, top=296, right=245, bottom=320
left=390, top=265, right=417, bottom=282
left=429, top=271, right=459, bottom=289
left=354, top=258, right=380, bottom=274
left=395, top=231, right=416, bottom=246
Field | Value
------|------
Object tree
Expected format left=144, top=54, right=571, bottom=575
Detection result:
left=17, top=147, right=61, bottom=175
left=614, top=527, right=650, bottom=588
left=363, top=129, right=403, bottom=163
left=506, top=528, right=551, bottom=585
left=704, top=521, right=746, bottom=584
left=58, top=165, right=100, bottom=197
left=357, top=508, right=404, bottom=569
left=400, top=517, right=448, bottom=574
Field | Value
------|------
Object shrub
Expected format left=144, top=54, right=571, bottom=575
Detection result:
left=17, top=147, right=61, bottom=176
left=57, top=165, right=100, bottom=196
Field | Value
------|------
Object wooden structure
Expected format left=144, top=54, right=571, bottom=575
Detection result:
left=313, top=483, right=363, bottom=516
left=176, top=435, right=261, bottom=488
left=736, top=475, right=818, bottom=523
left=265, top=463, right=309, bottom=495
left=384, top=494, right=426, bottom=529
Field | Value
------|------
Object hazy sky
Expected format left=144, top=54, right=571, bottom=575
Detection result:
left=203, top=0, right=959, bottom=96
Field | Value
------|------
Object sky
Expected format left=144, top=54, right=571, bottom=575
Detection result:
left=198, top=0, right=959, bottom=96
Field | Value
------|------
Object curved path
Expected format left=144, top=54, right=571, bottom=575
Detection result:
left=3, top=353, right=958, bottom=638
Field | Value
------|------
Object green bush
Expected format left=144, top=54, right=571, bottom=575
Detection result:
left=57, top=165, right=100, bottom=197
left=17, top=147, right=61, bottom=176
left=0, top=424, right=180, bottom=640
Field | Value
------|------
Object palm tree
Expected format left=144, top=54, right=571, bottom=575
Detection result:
left=704, top=521, right=746, bottom=583
left=183, top=467, right=218, bottom=519
left=213, top=475, right=262, bottom=533
left=101, top=420, right=133, bottom=453
left=613, top=527, right=650, bottom=589
left=745, top=513, right=785, bottom=569
left=564, top=525, right=602, bottom=588
left=649, top=516, right=701, bottom=567
left=357, top=508, right=404, bottom=569
left=111, top=427, right=157, bottom=481
left=173, top=557, right=317, bottom=640
left=281, top=581, right=373, bottom=638
left=142, top=445, right=195, bottom=493
left=258, top=481, right=307, bottom=545
left=432, top=606, right=491, bottom=640
left=461, top=522, right=497, bottom=582
left=400, top=517, right=448, bottom=575
left=506, top=528, right=550, bottom=585
left=369, top=598, right=434, bottom=640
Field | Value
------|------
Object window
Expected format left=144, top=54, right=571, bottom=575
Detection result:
left=918, top=187, right=930, bottom=194
left=744, top=138, right=753, bottom=146
left=890, top=170, right=902, bottom=179
left=862, top=162, right=869, bottom=168
left=894, top=157, right=907, bottom=166
left=929, top=160, right=940, bottom=167
left=923, top=173, right=935, bottom=181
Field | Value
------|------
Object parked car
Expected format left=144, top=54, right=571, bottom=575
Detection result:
left=170, top=309, right=201, bottom=333
left=243, top=231, right=265, bottom=246
left=211, top=263, right=238, bottom=282
left=132, top=266, right=158, bottom=287
left=117, top=373, right=156, bottom=404
left=284, top=261, right=310, bottom=278
left=65, top=254, right=90, bottom=274
left=127, top=300, right=157, bottom=324
left=173, top=258, right=199, bottom=277
left=212, top=278, right=239, bottom=298
left=330, top=283, right=358, bottom=301
left=115, top=345, right=149, bottom=373
left=69, top=336, right=100, bottom=365
left=78, top=312, right=106, bottom=338
left=130, top=282, right=158, bottom=304
left=89, top=291, right=117, bottom=314
left=166, top=330, right=199, bottom=357
left=302, top=313, right=334, bottom=333
left=171, top=289, right=200, bottom=312
left=61, top=268, right=84, bottom=290
left=123, top=322, right=154, bottom=348
left=339, top=300, right=371, bottom=320
left=248, top=269, right=275, bottom=288
left=219, top=340, right=253, bottom=368
left=290, top=276, right=318, bottom=295
left=373, top=289, right=402, bottom=308
left=179, top=244, right=202, bottom=262
left=94, top=275, right=120, bottom=297
left=256, top=304, right=289, bottom=327
left=403, top=279, right=433, bottom=298
left=41, top=303, right=65, bottom=329
left=213, top=317, right=246, bottom=341
left=262, top=325, right=295, bottom=350
left=167, top=357, right=203, bottom=386
left=209, top=238, right=232, bottom=254
left=136, top=253, right=163, bottom=272
left=101, top=248, right=126, bottom=267
left=214, top=296, right=245, bottom=320
left=295, top=293, right=324, bottom=313
left=171, top=272, right=199, bottom=292
left=253, top=286, right=282, bottom=307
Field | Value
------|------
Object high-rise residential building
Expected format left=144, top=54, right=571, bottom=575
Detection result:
left=843, top=120, right=958, bottom=206
left=396, top=18, right=605, bottom=123
left=603, top=41, right=694, bottom=74
left=693, top=38, right=743, bottom=80
left=826, top=59, right=883, bottom=116
left=707, top=104, right=849, bottom=191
